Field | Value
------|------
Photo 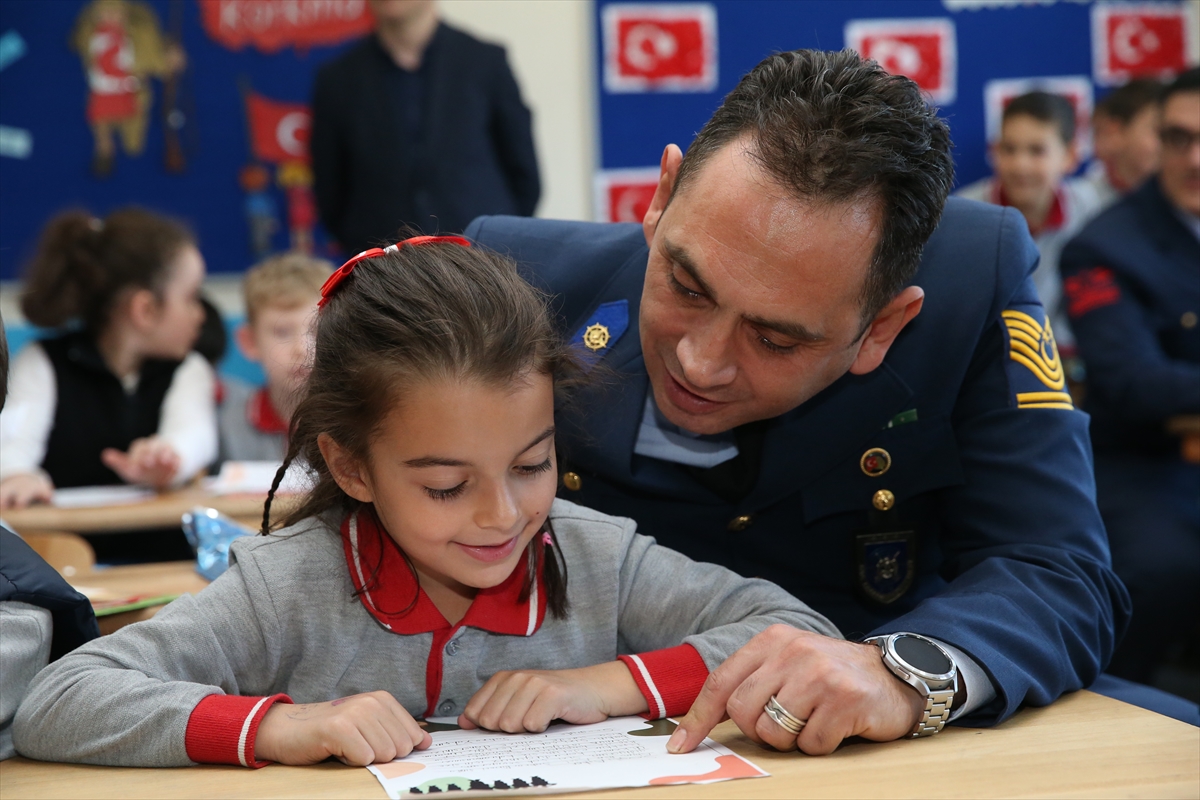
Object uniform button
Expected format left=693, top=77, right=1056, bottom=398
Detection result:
left=1182, top=311, right=1198, bottom=329
left=562, top=472, right=582, bottom=491
left=446, top=640, right=459, bottom=656
left=873, top=489, right=896, bottom=511
left=727, top=514, right=753, bottom=532
left=438, top=700, right=455, bottom=715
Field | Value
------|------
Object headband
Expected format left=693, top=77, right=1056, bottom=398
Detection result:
left=318, top=235, right=471, bottom=309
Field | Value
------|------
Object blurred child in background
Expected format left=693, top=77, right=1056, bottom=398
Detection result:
left=1087, top=79, right=1163, bottom=210
left=219, top=253, right=331, bottom=462
left=0, top=208, right=217, bottom=509
left=957, top=91, right=1101, bottom=356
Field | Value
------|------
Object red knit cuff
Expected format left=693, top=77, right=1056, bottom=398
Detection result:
left=185, top=693, right=292, bottom=768
left=618, top=644, right=709, bottom=719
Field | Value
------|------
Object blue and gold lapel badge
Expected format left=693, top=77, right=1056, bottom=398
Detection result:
left=1001, top=306, right=1074, bottom=410
left=571, top=300, right=629, bottom=365
left=855, top=530, right=916, bottom=605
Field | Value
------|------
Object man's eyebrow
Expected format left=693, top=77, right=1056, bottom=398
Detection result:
left=403, top=426, right=555, bottom=469
left=663, top=239, right=825, bottom=344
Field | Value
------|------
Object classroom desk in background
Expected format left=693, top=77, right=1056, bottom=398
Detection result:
left=1, top=692, right=1197, bottom=800
left=73, top=561, right=210, bottom=635
left=1, top=487, right=299, bottom=535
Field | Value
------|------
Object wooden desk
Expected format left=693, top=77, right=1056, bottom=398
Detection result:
left=1, top=692, right=1196, bottom=799
left=1, top=488, right=298, bottom=535
left=72, top=561, right=210, bottom=635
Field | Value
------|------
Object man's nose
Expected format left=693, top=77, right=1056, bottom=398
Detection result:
left=676, top=322, right=737, bottom=389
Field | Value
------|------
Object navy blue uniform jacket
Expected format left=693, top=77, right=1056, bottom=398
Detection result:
left=1060, top=177, right=1200, bottom=456
left=466, top=198, right=1130, bottom=724
left=312, top=25, right=540, bottom=254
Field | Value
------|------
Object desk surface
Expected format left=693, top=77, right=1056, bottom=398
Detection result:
left=71, top=561, right=211, bottom=634
left=1, top=488, right=299, bottom=535
left=2, top=692, right=1197, bottom=799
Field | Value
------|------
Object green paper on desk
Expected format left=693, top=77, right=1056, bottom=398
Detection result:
left=90, top=594, right=180, bottom=616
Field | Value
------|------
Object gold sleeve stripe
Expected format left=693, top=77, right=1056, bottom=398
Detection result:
left=1002, top=309, right=1066, bottom=390
left=1017, top=391, right=1074, bottom=405
left=1017, top=402, right=1076, bottom=410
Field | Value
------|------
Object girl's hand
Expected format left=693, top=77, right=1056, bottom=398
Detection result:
left=459, top=661, right=648, bottom=734
left=101, top=437, right=181, bottom=489
left=0, top=472, right=54, bottom=509
left=255, top=692, right=432, bottom=766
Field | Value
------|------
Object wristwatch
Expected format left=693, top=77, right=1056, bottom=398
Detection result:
left=864, top=632, right=958, bottom=738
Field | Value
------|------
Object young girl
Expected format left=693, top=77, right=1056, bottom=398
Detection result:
left=0, top=208, right=217, bottom=509
left=14, top=237, right=840, bottom=768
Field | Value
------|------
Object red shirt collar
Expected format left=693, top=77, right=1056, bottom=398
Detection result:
left=993, top=182, right=1067, bottom=235
left=340, top=508, right=548, bottom=636
left=247, top=387, right=289, bottom=435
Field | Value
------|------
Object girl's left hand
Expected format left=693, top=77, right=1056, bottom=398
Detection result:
left=101, top=437, right=181, bottom=489
left=459, top=661, right=648, bottom=733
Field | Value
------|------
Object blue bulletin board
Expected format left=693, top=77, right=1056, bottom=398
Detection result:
left=590, top=0, right=1193, bottom=224
left=0, top=0, right=369, bottom=281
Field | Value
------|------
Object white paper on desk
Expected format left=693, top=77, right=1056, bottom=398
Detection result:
left=367, top=716, right=767, bottom=798
left=204, top=461, right=311, bottom=495
left=52, top=485, right=156, bottom=508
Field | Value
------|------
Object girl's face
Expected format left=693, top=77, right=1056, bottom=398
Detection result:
left=353, top=373, right=558, bottom=602
left=144, top=244, right=206, bottom=360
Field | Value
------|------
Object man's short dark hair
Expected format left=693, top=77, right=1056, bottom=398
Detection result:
left=1003, top=91, right=1076, bottom=145
left=672, top=49, right=954, bottom=326
left=1162, top=66, right=1200, bottom=106
left=1095, top=79, right=1162, bottom=123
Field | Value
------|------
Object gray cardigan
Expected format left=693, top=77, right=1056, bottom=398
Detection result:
left=14, top=499, right=839, bottom=766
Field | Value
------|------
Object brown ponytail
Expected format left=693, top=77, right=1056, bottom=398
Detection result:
left=21, top=207, right=194, bottom=332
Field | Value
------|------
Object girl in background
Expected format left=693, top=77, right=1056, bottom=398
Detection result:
left=0, top=208, right=217, bottom=509
left=14, top=236, right=839, bottom=768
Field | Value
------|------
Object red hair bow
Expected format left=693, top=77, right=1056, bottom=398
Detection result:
left=317, top=235, right=471, bottom=309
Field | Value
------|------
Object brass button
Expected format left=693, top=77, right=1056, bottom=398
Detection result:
left=872, top=489, right=896, bottom=511
left=727, top=514, right=753, bottom=532
left=562, top=472, right=582, bottom=491
left=1182, top=311, right=1197, bottom=329
left=860, top=448, right=892, bottom=477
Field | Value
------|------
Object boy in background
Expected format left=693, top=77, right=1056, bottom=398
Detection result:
left=219, top=253, right=332, bottom=462
left=1087, top=79, right=1163, bottom=210
left=957, top=91, right=1100, bottom=355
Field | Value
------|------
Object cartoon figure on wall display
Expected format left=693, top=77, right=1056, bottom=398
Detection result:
left=71, top=0, right=185, bottom=177
left=277, top=160, right=316, bottom=254
left=239, top=163, right=280, bottom=257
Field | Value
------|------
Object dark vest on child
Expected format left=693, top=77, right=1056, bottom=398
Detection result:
left=39, top=332, right=182, bottom=488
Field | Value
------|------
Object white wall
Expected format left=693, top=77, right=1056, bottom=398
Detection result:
left=439, top=0, right=597, bottom=222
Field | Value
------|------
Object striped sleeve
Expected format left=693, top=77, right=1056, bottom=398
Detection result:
left=618, top=644, right=708, bottom=719
left=184, top=693, right=292, bottom=768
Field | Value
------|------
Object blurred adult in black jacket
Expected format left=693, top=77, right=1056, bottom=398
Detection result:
left=311, top=0, right=541, bottom=255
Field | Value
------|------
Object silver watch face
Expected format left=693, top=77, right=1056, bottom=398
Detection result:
left=886, top=633, right=956, bottom=684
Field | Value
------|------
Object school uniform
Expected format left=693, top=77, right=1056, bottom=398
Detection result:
left=955, top=176, right=1102, bottom=352
left=217, top=378, right=289, bottom=463
left=0, top=331, right=218, bottom=488
left=13, top=498, right=838, bottom=767
left=1060, top=176, right=1200, bottom=683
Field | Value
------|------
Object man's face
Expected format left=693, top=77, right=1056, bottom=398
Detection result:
left=1159, top=91, right=1200, bottom=216
left=1120, top=104, right=1162, bottom=188
left=639, top=141, right=884, bottom=435
left=992, top=115, right=1076, bottom=211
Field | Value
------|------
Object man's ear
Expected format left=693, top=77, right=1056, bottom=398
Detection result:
left=643, top=144, right=683, bottom=247
left=848, top=286, right=925, bottom=376
left=235, top=322, right=261, bottom=363
left=318, top=432, right=374, bottom=503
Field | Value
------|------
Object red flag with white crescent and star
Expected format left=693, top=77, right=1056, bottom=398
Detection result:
left=245, top=91, right=310, bottom=164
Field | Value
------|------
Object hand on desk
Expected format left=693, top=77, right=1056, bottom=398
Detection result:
left=0, top=472, right=54, bottom=509
left=101, top=437, right=181, bottom=489
left=256, top=691, right=432, bottom=766
left=667, top=626, right=924, bottom=756
left=459, top=661, right=648, bottom=733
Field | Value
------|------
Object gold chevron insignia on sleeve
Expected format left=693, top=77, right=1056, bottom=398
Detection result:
left=1016, top=391, right=1074, bottom=410
left=1002, top=309, right=1066, bottom=391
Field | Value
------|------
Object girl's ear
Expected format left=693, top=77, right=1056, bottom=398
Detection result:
left=127, top=288, right=161, bottom=331
left=318, top=432, right=374, bottom=503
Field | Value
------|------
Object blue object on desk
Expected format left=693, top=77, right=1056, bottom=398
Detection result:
left=181, top=507, right=252, bottom=581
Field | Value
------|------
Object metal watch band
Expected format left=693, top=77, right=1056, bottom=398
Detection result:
left=911, top=687, right=955, bottom=737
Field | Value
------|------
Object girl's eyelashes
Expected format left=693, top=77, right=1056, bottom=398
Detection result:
left=516, top=457, right=553, bottom=476
left=425, top=482, right=467, bottom=501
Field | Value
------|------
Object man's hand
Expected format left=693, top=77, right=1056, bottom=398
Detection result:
left=0, top=472, right=54, bottom=509
left=101, top=436, right=181, bottom=489
left=459, top=661, right=648, bottom=734
left=666, top=625, right=924, bottom=756
left=255, top=692, right=431, bottom=766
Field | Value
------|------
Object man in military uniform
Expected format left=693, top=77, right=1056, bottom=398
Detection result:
left=467, top=50, right=1142, bottom=753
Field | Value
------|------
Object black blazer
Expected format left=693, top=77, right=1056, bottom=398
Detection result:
left=311, top=25, right=540, bottom=254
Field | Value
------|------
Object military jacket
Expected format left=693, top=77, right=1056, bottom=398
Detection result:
left=465, top=197, right=1130, bottom=724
